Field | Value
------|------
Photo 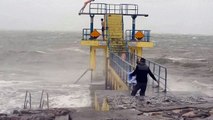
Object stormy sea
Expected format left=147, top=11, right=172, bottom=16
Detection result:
left=0, top=31, right=212, bottom=113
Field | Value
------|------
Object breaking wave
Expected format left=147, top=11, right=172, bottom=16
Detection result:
left=153, top=57, right=208, bottom=68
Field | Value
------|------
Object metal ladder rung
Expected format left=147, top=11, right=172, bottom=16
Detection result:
left=23, top=90, right=50, bottom=109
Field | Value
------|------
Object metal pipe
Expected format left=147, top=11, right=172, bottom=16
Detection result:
left=105, top=57, right=109, bottom=89
left=90, top=14, right=95, bottom=33
left=74, top=68, right=92, bottom=84
left=47, top=93, right=49, bottom=109
left=24, top=91, right=31, bottom=109
left=29, top=93, right=31, bottom=109
left=131, top=15, right=137, bottom=40
left=91, top=69, right=93, bottom=83
left=158, top=66, right=161, bottom=92
left=24, top=91, right=27, bottom=109
left=164, top=68, right=167, bottom=93
left=39, top=90, right=44, bottom=108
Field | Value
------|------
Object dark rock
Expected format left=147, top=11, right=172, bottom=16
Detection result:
left=0, top=108, right=75, bottom=120
left=0, top=113, right=7, bottom=117
left=20, top=110, right=35, bottom=114
left=13, top=110, right=21, bottom=115
left=202, top=116, right=213, bottom=120
left=163, top=99, right=170, bottom=102
left=146, top=101, right=151, bottom=104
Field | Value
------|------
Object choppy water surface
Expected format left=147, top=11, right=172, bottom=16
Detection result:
left=144, top=34, right=213, bottom=96
left=0, top=31, right=212, bottom=113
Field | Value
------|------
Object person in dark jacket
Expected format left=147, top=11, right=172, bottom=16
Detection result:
left=130, top=58, right=157, bottom=96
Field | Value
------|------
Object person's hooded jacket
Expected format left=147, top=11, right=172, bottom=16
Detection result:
left=130, top=59, right=157, bottom=84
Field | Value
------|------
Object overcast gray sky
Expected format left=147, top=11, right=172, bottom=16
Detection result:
left=0, top=0, right=213, bottom=35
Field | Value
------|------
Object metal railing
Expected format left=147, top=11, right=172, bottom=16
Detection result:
left=127, top=52, right=167, bottom=92
left=73, top=68, right=93, bottom=84
left=125, top=30, right=151, bottom=42
left=82, top=28, right=107, bottom=40
left=109, top=52, right=167, bottom=92
left=120, top=4, right=138, bottom=15
left=24, top=91, right=31, bottom=109
left=89, top=3, right=138, bottom=15
left=39, top=90, right=49, bottom=109
left=107, top=4, right=122, bottom=14
left=109, top=52, right=134, bottom=90
left=24, top=90, right=50, bottom=109
left=146, top=60, right=167, bottom=92
left=89, top=3, right=107, bottom=14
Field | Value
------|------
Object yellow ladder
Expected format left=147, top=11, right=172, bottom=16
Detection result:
left=107, top=14, right=126, bottom=52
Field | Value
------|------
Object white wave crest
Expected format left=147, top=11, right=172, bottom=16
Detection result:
left=35, top=51, right=47, bottom=54
left=50, top=91, right=91, bottom=108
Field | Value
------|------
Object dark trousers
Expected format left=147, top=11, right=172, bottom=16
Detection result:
left=102, top=27, right=105, bottom=40
left=131, top=82, right=147, bottom=96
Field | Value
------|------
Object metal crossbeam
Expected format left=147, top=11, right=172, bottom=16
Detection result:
left=79, top=12, right=148, bottom=17
left=79, top=3, right=148, bottom=16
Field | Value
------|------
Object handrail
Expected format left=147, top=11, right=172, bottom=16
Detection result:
left=73, top=68, right=93, bottom=84
left=39, top=90, right=49, bottom=109
left=89, top=3, right=138, bottom=15
left=89, top=3, right=107, bottom=14
left=23, top=91, right=31, bottom=109
left=146, top=60, right=167, bottom=92
left=109, top=52, right=168, bottom=92
left=128, top=52, right=167, bottom=92
left=125, top=29, right=151, bottom=41
left=82, top=28, right=108, bottom=40
left=120, top=4, right=138, bottom=15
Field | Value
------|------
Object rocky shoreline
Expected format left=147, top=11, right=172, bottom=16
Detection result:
left=1, top=94, right=213, bottom=120
left=107, top=94, right=213, bottom=120
left=0, top=108, right=74, bottom=120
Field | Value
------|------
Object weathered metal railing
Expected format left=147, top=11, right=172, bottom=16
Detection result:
left=125, top=30, right=151, bottom=42
left=39, top=90, right=49, bottom=109
left=89, top=3, right=138, bottom=15
left=82, top=28, right=107, bottom=40
left=73, top=68, right=93, bottom=84
left=107, top=4, right=122, bottom=14
left=109, top=52, right=134, bottom=88
left=146, top=60, right=167, bottom=92
left=89, top=3, right=107, bottom=14
left=23, top=91, right=32, bottom=109
left=109, top=52, right=167, bottom=92
left=120, top=4, right=138, bottom=15
left=127, top=52, right=167, bottom=92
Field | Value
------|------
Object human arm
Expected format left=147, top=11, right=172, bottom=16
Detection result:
left=130, top=66, right=138, bottom=77
left=148, top=68, right=157, bottom=81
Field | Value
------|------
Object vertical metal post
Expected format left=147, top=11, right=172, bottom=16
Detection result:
left=91, top=69, right=93, bottom=83
left=29, top=93, right=31, bottom=109
left=131, top=15, right=137, bottom=40
left=82, top=29, right=84, bottom=40
left=90, top=47, right=96, bottom=70
left=151, top=61, right=155, bottom=88
left=158, top=66, right=161, bottom=93
left=39, top=90, right=44, bottom=108
left=164, top=69, right=167, bottom=93
left=90, top=14, right=95, bottom=33
left=147, top=30, right=150, bottom=42
left=105, top=57, right=109, bottom=89
left=24, top=91, right=27, bottom=109
left=46, top=93, right=49, bottom=109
